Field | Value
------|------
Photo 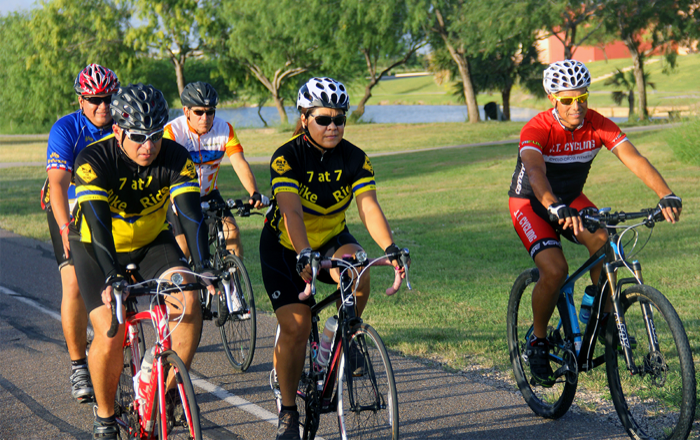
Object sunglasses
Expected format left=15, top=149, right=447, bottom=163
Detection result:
left=124, top=128, right=164, bottom=144
left=82, top=95, right=112, bottom=105
left=553, top=92, right=589, bottom=106
left=191, top=108, right=216, bottom=116
left=310, top=114, right=346, bottom=127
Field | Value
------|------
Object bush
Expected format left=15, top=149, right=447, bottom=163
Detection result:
left=667, top=118, right=700, bottom=167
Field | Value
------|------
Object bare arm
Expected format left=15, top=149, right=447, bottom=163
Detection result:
left=355, top=190, right=394, bottom=251
left=612, top=141, right=679, bottom=222
left=47, top=168, right=73, bottom=257
left=229, top=152, right=262, bottom=207
left=521, top=149, right=583, bottom=234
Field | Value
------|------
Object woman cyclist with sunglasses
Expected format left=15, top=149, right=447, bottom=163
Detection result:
left=259, top=77, right=408, bottom=440
left=507, top=60, right=682, bottom=389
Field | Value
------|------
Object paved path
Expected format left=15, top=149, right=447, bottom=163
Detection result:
left=0, top=122, right=682, bottom=169
left=0, top=228, right=642, bottom=439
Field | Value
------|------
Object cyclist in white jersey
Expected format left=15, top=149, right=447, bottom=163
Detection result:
left=164, top=82, right=268, bottom=258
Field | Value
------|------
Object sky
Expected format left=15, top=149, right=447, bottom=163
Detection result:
left=0, top=0, right=36, bottom=15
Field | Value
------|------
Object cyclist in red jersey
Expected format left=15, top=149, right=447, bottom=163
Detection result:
left=507, top=60, right=682, bottom=387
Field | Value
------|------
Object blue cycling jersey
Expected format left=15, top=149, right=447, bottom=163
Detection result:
left=44, top=110, right=112, bottom=204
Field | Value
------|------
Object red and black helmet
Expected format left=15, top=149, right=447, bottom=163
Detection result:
left=74, top=64, right=120, bottom=96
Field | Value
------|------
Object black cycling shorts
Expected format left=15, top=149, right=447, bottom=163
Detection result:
left=70, top=230, right=189, bottom=314
left=259, top=225, right=360, bottom=311
left=167, top=189, right=235, bottom=237
left=47, top=207, right=72, bottom=270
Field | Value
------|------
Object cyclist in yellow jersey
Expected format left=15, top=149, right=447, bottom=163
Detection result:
left=164, top=81, right=268, bottom=258
left=260, top=77, right=408, bottom=440
left=69, top=84, right=215, bottom=440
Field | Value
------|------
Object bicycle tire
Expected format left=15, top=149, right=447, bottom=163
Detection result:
left=218, top=254, right=257, bottom=372
left=507, top=268, right=577, bottom=419
left=337, top=323, right=399, bottom=440
left=115, top=344, right=140, bottom=438
left=158, top=352, right=203, bottom=440
left=605, top=284, right=696, bottom=440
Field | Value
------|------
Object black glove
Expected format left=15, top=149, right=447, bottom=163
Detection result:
left=547, top=203, right=579, bottom=222
left=250, top=191, right=270, bottom=206
left=384, top=243, right=401, bottom=263
left=103, top=274, right=127, bottom=292
left=658, top=193, right=682, bottom=210
left=296, top=247, right=313, bottom=275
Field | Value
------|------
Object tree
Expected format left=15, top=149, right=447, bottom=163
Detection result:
left=335, top=0, right=426, bottom=121
left=601, top=0, right=698, bottom=120
left=604, top=68, right=655, bottom=121
left=537, top=0, right=606, bottom=60
left=127, top=0, right=217, bottom=95
left=0, top=0, right=131, bottom=132
left=216, top=0, right=330, bottom=124
left=419, top=1, right=481, bottom=123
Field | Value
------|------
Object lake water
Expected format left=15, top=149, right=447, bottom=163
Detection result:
left=170, top=105, right=548, bottom=128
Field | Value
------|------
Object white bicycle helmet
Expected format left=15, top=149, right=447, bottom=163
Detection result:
left=296, top=77, right=349, bottom=111
left=543, top=60, right=591, bottom=95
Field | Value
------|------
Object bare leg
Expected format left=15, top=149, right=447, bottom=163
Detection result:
left=223, top=216, right=242, bottom=258
left=532, top=247, right=568, bottom=339
left=88, top=305, right=125, bottom=418
left=329, top=243, right=371, bottom=316
left=60, top=265, right=88, bottom=360
left=275, top=303, right=311, bottom=407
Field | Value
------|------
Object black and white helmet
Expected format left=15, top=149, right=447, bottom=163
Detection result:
left=543, top=60, right=591, bottom=95
left=181, top=81, right=218, bottom=108
left=110, top=83, right=170, bottom=131
left=296, top=77, right=349, bottom=111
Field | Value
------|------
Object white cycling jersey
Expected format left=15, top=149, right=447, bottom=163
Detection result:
left=164, top=116, right=243, bottom=196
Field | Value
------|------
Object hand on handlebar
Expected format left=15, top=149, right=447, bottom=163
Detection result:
left=548, top=202, right=583, bottom=235
left=102, top=275, right=128, bottom=308
left=249, top=191, right=270, bottom=209
left=296, top=247, right=314, bottom=283
left=657, top=193, right=682, bottom=224
left=385, top=243, right=410, bottom=279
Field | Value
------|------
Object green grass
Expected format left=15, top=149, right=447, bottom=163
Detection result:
left=1, top=124, right=697, bottom=417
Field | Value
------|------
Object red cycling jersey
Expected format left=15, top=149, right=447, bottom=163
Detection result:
left=508, top=108, right=628, bottom=204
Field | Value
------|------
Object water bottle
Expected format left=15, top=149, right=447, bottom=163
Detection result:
left=139, top=347, right=155, bottom=399
left=579, top=285, right=596, bottom=324
left=316, top=316, right=338, bottom=368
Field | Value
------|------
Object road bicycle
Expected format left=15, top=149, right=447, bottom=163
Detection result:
left=271, top=248, right=411, bottom=440
left=507, top=207, right=696, bottom=440
left=199, top=198, right=261, bottom=372
left=109, top=267, right=217, bottom=439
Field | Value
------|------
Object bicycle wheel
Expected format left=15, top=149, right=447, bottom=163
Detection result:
left=158, top=352, right=203, bottom=440
left=115, top=344, right=140, bottom=438
left=218, top=254, right=257, bottom=371
left=605, top=284, right=696, bottom=440
left=507, top=268, right=577, bottom=419
left=337, top=323, right=398, bottom=440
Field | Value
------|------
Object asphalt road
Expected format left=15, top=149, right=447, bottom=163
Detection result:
left=0, top=228, right=637, bottom=440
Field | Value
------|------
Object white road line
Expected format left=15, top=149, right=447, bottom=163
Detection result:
left=0, top=284, right=324, bottom=438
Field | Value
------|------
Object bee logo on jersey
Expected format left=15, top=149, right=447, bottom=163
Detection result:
left=76, top=163, right=97, bottom=183
left=181, top=159, right=196, bottom=179
left=363, top=156, right=374, bottom=175
left=272, top=156, right=292, bottom=175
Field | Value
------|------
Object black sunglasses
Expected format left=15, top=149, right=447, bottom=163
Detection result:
left=310, top=114, right=346, bottom=127
left=124, top=128, right=164, bottom=144
left=191, top=108, right=216, bottom=116
left=82, top=95, right=112, bottom=105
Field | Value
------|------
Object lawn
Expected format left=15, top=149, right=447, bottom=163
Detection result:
left=1, top=120, right=698, bottom=419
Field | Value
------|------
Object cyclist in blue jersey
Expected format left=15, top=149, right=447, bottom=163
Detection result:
left=41, top=64, right=119, bottom=404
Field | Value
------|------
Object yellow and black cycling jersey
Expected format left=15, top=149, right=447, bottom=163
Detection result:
left=73, top=134, right=201, bottom=253
left=264, top=134, right=376, bottom=251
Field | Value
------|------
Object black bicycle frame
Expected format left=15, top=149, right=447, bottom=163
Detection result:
left=553, top=231, right=648, bottom=375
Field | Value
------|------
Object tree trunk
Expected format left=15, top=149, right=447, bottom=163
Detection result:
left=627, top=90, right=635, bottom=121
left=351, top=81, right=376, bottom=121
left=624, top=37, right=648, bottom=120
left=272, top=92, right=287, bottom=125
left=434, top=8, right=479, bottom=123
left=171, top=56, right=186, bottom=97
left=501, top=87, right=511, bottom=121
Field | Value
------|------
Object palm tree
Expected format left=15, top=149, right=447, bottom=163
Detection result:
left=604, top=68, right=655, bottom=122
